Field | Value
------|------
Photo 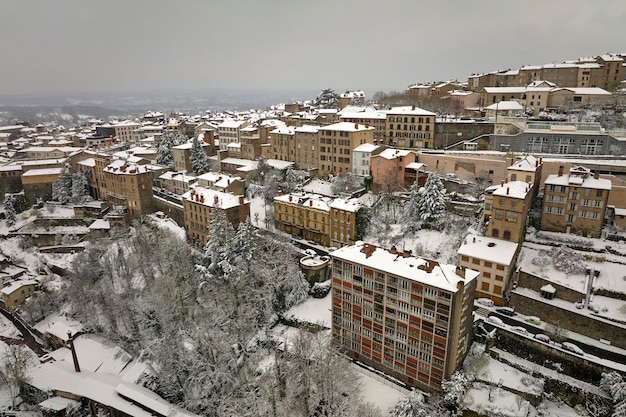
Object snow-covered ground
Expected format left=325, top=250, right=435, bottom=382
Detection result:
left=0, top=313, right=19, bottom=338
left=284, top=290, right=331, bottom=328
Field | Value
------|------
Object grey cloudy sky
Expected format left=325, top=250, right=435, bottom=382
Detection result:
left=1, top=0, right=625, bottom=96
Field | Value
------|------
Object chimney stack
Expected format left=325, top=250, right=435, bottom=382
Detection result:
left=501, top=180, right=504, bottom=187
left=309, top=200, right=313, bottom=206
left=67, top=331, right=81, bottom=372
left=594, top=170, right=600, bottom=180
left=558, top=165, right=564, bottom=177
left=239, top=196, right=244, bottom=205
left=507, top=187, right=510, bottom=195
left=213, top=195, right=218, bottom=205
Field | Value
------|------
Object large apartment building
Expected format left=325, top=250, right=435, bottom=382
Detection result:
left=269, top=126, right=296, bottom=162
left=330, top=242, right=478, bottom=391
left=99, top=158, right=154, bottom=220
left=483, top=180, right=533, bottom=243
left=218, top=119, right=250, bottom=151
left=340, top=109, right=387, bottom=143
left=318, top=122, right=375, bottom=178
left=385, top=106, right=436, bottom=150
left=273, top=192, right=361, bottom=248
left=541, top=165, right=611, bottom=238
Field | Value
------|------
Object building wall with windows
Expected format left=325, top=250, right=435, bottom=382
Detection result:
left=182, top=186, right=249, bottom=245
left=330, top=243, right=478, bottom=391
left=483, top=180, right=533, bottom=243
left=541, top=165, right=611, bottom=238
left=273, top=192, right=361, bottom=248
left=385, top=107, right=436, bottom=149
left=318, top=122, right=375, bottom=178
left=457, top=235, right=519, bottom=306
left=270, top=126, right=296, bottom=162
left=294, top=125, right=321, bottom=170
left=340, top=110, right=387, bottom=144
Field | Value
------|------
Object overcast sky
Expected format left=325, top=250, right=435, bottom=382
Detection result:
left=1, top=0, right=625, bottom=96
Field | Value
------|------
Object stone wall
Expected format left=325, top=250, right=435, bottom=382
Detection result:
left=510, top=290, right=626, bottom=349
left=516, top=269, right=585, bottom=303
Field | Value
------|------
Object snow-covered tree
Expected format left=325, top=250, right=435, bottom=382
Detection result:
left=415, top=173, right=448, bottom=230
left=441, top=370, right=475, bottom=411
left=0, top=345, right=31, bottom=409
left=71, top=172, right=91, bottom=204
left=403, top=180, right=422, bottom=233
left=190, top=135, right=210, bottom=175
left=156, top=131, right=187, bottom=166
left=315, top=88, right=340, bottom=109
left=331, top=172, right=362, bottom=196
left=52, top=168, right=73, bottom=204
left=551, top=246, right=587, bottom=278
left=531, top=250, right=552, bottom=273
left=4, top=193, right=16, bottom=227
left=389, top=389, right=431, bottom=417
left=600, top=371, right=626, bottom=417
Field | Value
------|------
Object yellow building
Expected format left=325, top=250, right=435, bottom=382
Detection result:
left=541, top=165, right=611, bottom=238
left=506, top=155, right=543, bottom=198
left=457, top=234, right=519, bottom=306
left=1, top=279, right=38, bottom=312
left=318, top=122, right=375, bottom=178
left=274, top=192, right=361, bottom=248
left=269, top=126, right=296, bottom=162
left=182, top=186, right=249, bottom=245
left=484, top=180, right=533, bottom=243
left=98, top=158, right=155, bottom=220
left=294, top=125, right=320, bottom=171
left=385, top=106, right=436, bottom=149
left=21, top=167, right=64, bottom=204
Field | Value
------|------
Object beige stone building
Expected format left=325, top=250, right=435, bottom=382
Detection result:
left=340, top=109, right=387, bottom=143
left=1, top=279, right=38, bottom=312
left=182, top=186, right=249, bottom=245
left=330, top=242, right=478, bottom=391
left=541, top=165, right=611, bottom=238
left=385, top=107, right=436, bottom=149
left=318, top=122, right=375, bottom=178
left=457, top=235, right=519, bottom=306
left=294, top=125, right=320, bottom=171
left=484, top=180, right=533, bottom=243
left=273, top=192, right=361, bottom=248
left=269, top=126, right=296, bottom=162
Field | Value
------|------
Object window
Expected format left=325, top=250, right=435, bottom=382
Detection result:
left=494, top=285, right=503, bottom=294
left=494, top=209, right=504, bottom=220
left=505, top=211, right=518, bottom=222
left=481, top=282, right=489, bottom=291
left=492, top=229, right=499, bottom=237
left=503, top=231, right=511, bottom=240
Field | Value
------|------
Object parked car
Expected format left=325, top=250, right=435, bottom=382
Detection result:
left=562, top=342, right=584, bottom=355
left=496, top=307, right=516, bottom=316
left=476, top=298, right=495, bottom=307
left=511, top=326, right=528, bottom=335
left=525, top=316, right=541, bottom=325
left=534, top=334, right=550, bottom=343
left=487, top=316, right=504, bottom=326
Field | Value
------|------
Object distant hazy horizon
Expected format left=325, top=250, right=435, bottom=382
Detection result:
left=1, top=0, right=624, bottom=97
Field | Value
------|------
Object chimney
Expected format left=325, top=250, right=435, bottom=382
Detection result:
left=558, top=165, right=564, bottom=177
left=473, top=236, right=476, bottom=243
left=535, top=160, right=538, bottom=167
left=539, top=157, right=543, bottom=164
left=594, top=170, right=599, bottom=180
left=354, top=123, right=358, bottom=130
left=67, top=331, right=81, bottom=372
left=510, top=158, right=515, bottom=166
left=455, top=265, right=466, bottom=279
left=213, top=195, right=218, bottom=205
left=309, top=200, right=313, bottom=206
left=201, top=195, right=205, bottom=203
left=507, top=187, right=510, bottom=195
left=289, top=195, right=293, bottom=202
left=239, top=196, right=244, bottom=205
left=501, top=180, right=504, bottom=187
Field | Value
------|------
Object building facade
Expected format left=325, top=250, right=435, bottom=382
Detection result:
left=330, top=243, right=478, bottom=391
left=182, top=186, right=249, bottom=245
left=294, top=125, right=320, bottom=171
left=484, top=180, right=533, bottom=243
left=318, top=122, right=375, bottom=178
left=541, top=165, right=611, bottom=238
left=385, top=107, right=436, bottom=149
left=457, top=234, right=519, bottom=306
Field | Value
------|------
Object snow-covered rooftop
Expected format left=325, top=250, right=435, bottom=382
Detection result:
left=320, top=122, right=375, bottom=132
left=490, top=180, right=532, bottom=199
left=544, top=170, right=612, bottom=190
left=457, top=234, right=519, bottom=265
left=182, top=186, right=246, bottom=210
left=331, top=242, right=478, bottom=292
left=387, top=106, right=436, bottom=116
left=508, top=155, right=540, bottom=172
left=353, top=143, right=381, bottom=153
left=375, top=148, right=413, bottom=160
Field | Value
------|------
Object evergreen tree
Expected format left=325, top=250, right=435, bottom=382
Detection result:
left=415, top=173, right=448, bottom=229
left=315, top=88, right=340, bottom=109
left=4, top=194, right=16, bottom=227
left=403, top=180, right=422, bottom=233
left=52, top=168, right=73, bottom=204
left=156, top=132, right=187, bottom=166
left=190, top=135, right=210, bottom=175
left=71, top=172, right=91, bottom=204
